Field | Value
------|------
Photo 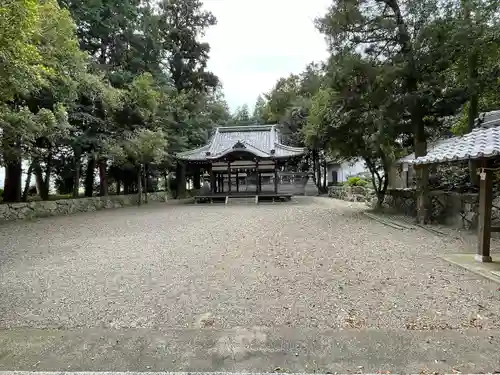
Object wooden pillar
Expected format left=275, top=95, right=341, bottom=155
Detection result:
left=193, top=166, right=201, bottom=190
left=210, top=169, right=216, bottom=194
left=477, top=161, right=493, bottom=262
left=255, top=160, right=259, bottom=194
left=227, top=161, right=231, bottom=193
left=176, top=161, right=186, bottom=198
left=274, top=161, right=279, bottom=194
left=236, top=170, right=239, bottom=192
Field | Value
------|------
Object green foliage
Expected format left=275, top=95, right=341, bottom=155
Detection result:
left=345, top=177, right=368, bottom=187
left=232, top=104, right=253, bottom=125
left=0, top=0, right=42, bottom=101
left=109, top=129, right=168, bottom=167
left=0, top=0, right=227, bottom=202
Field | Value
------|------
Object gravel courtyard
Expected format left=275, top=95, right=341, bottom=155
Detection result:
left=1, top=196, right=500, bottom=332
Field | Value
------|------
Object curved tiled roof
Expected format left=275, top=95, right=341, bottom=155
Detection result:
left=398, top=110, right=500, bottom=165
left=176, top=124, right=306, bottom=161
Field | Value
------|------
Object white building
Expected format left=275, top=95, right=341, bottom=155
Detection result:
left=326, top=158, right=370, bottom=184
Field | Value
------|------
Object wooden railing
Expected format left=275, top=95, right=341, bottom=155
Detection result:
left=277, top=172, right=309, bottom=195
left=217, top=172, right=311, bottom=195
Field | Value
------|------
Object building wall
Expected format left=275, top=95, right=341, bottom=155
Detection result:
left=327, top=159, right=369, bottom=183
left=388, top=164, right=416, bottom=189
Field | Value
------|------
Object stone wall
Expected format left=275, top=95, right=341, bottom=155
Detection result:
left=328, top=186, right=375, bottom=203
left=384, top=189, right=484, bottom=230
left=0, top=192, right=170, bottom=222
left=328, top=186, right=500, bottom=230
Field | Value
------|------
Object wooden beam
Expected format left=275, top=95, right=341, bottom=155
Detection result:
left=213, top=160, right=274, bottom=167
left=491, top=226, right=500, bottom=233
left=176, top=161, right=186, bottom=198
left=255, top=160, right=259, bottom=194
left=227, top=161, right=231, bottom=193
left=210, top=170, right=216, bottom=194
left=477, top=162, right=493, bottom=262
left=274, top=161, right=278, bottom=194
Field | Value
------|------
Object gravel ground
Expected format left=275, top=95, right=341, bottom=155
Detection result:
left=1, top=196, right=500, bottom=331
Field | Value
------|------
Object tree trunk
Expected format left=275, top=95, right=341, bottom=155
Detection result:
left=312, top=149, right=321, bottom=190
left=98, top=158, right=108, bottom=196
left=84, top=155, right=95, bottom=197
left=3, top=161, right=22, bottom=202
left=464, top=1, right=480, bottom=186
left=116, top=180, right=121, bottom=195
left=33, top=158, right=49, bottom=201
left=375, top=174, right=390, bottom=210
left=44, top=151, right=53, bottom=198
left=386, top=0, right=430, bottom=223
left=22, top=162, right=34, bottom=202
left=316, top=157, right=321, bottom=191
left=322, top=158, right=327, bottom=191
left=73, top=149, right=81, bottom=198
left=2, top=133, right=22, bottom=203
left=144, top=164, right=148, bottom=204
left=414, top=118, right=429, bottom=224
left=137, top=164, right=143, bottom=205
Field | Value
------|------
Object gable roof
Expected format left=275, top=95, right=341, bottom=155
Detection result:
left=176, top=124, right=306, bottom=161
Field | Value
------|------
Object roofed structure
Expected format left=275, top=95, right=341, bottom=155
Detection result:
left=176, top=125, right=305, bottom=161
left=395, top=110, right=500, bottom=264
left=174, top=124, right=307, bottom=202
left=399, top=110, right=500, bottom=166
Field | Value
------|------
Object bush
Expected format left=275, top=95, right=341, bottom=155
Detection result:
left=345, top=176, right=369, bottom=187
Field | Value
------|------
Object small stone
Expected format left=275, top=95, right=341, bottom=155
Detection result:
left=358, top=366, right=364, bottom=369
left=146, top=365, right=152, bottom=369
left=295, top=352, right=299, bottom=356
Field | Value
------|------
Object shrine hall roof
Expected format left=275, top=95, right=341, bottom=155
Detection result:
left=399, top=110, right=500, bottom=165
left=176, top=124, right=306, bottom=161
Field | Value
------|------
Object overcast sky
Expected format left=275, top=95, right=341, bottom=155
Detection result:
left=201, top=0, right=331, bottom=113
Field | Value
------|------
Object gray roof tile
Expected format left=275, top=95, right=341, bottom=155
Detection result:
left=176, top=125, right=305, bottom=161
left=401, top=110, right=500, bottom=165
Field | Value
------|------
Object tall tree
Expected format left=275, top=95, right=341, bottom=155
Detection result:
left=157, top=0, right=218, bottom=93
left=232, top=104, right=252, bottom=125
left=316, top=0, right=469, bottom=222
left=306, top=54, right=402, bottom=207
left=1, top=0, right=86, bottom=202
left=252, top=95, right=268, bottom=124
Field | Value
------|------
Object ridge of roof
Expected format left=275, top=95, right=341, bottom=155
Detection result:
left=207, top=140, right=271, bottom=159
left=216, top=124, right=275, bottom=132
left=176, top=144, right=210, bottom=157
left=275, top=143, right=306, bottom=152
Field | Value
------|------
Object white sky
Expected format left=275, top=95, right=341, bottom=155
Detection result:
left=201, top=0, right=331, bottom=112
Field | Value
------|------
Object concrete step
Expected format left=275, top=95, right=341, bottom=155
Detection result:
left=0, top=327, right=498, bottom=373
left=226, top=196, right=258, bottom=205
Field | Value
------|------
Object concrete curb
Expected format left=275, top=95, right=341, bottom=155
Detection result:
left=0, top=372, right=487, bottom=375
left=363, top=212, right=407, bottom=230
